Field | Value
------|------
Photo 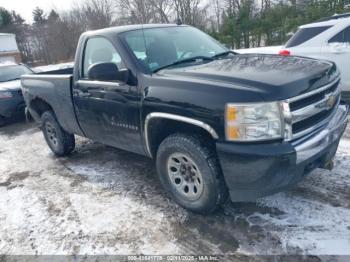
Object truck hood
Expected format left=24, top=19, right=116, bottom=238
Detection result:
left=0, top=80, right=22, bottom=91
left=159, top=54, right=338, bottom=101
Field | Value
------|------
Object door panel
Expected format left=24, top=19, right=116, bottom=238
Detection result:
left=321, top=27, right=350, bottom=92
left=321, top=44, right=350, bottom=91
left=74, top=80, right=144, bottom=154
left=72, top=36, right=144, bottom=155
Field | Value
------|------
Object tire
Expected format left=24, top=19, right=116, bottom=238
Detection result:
left=156, top=133, right=228, bottom=214
left=41, top=111, right=75, bottom=156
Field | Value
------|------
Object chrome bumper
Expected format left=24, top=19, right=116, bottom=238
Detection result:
left=294, top=104, right=349, bottom=164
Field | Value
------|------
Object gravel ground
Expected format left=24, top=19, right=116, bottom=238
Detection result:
left=0, top=120, right=350, bottom=257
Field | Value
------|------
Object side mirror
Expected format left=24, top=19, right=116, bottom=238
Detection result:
left=87, top=62, right=123, bottom=81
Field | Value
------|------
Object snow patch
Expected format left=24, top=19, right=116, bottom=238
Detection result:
left=34, top=62, right=73, bottom=73
left=239, top=138, right=350, bottom=255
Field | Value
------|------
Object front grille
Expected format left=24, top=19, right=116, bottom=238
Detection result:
left=289, top=80, right=338, bottom=111
left=287, top=77, right=341, bottom=140
left=292, top=109, right=333, bottom=134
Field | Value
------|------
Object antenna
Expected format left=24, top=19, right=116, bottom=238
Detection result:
left=141, top=24, right=150, bottom=74
left=141, top=0, right=146, bottom=24
left=175, top=5, right=182, bottom=26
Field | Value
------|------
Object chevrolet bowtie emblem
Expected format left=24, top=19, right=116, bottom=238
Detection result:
left=326, top=94, right=336, bottom=110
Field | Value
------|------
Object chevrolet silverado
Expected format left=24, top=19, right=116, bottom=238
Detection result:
left=21, top=24, right=349, bottom=213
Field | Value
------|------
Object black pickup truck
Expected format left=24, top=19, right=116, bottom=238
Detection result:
left=21, top=24, right=348, bottom=213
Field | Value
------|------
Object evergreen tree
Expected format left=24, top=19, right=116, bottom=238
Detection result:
left=0, top=7, right=13, bottom=30
left=47, top=10, right=59, bottom=22
left=33, top=7, right=46, bottom=24
left=11, top=11, right=25, bottom=25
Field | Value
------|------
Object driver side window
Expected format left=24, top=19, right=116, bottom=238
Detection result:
left=83, top=37, right=125, bottom=78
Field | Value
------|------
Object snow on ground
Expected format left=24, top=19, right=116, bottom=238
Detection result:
left=0, top=121, right=350, bottom=256
left=0, top=61, right=18, bottom=66
left=0, top=123, right=183, bottom=255
left=241, top=139, right=350, bottom=255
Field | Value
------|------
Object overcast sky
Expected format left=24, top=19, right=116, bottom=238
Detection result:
left=0, top=0, right=76, bottom=23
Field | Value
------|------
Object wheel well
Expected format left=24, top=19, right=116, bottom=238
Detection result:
left=29, top=98, right=53, bottom=117
left=147, top=118, right=216, bottom=158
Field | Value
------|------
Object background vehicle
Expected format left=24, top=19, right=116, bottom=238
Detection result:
left=0, top=33, right=21, bottom=64
left=21, top=24, right=348, bottom=213
left=236, top=13, right=350, bottom=103
left=0, top=63, right=33, bottom=126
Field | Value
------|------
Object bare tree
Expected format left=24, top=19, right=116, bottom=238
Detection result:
left=173, top=0, right=209, bottom=27
left=115, top=0, right=149, bottom=24
left=2, top=0, right=213, bottom=65
left=114, top=0, right=210, bottom=26
left=74, top=0, right=115, bottom=29
left=115, top=0, right=173, bottom=24
left=211, top=0, right=222, bottom=31
left=149, top=0, right=174, bottom=23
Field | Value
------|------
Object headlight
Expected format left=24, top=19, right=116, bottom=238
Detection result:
left=225, top=102, right=283, bottom=141
left=0, top=91, right=13, bottom=99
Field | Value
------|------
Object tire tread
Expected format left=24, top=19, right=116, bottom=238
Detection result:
left=41, top=111, right=75, bottom=156
left=156, top=133, right=228, bottom=213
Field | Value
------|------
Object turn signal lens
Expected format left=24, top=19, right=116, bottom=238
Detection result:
left=226, top=107, right=237, bottom=121
left=227, top=126, right=240, bottom=139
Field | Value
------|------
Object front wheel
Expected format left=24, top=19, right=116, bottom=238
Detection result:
left=156, top=134, right=228, bottom=213
left=41, top=111, right=75, bottom=156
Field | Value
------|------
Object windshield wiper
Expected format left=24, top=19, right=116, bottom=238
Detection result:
left=153, top=56, right=214, bottom=73
left=212, top=50, right=237, bottom=59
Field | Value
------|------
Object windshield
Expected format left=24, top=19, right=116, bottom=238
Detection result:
left=122, top=26, right=227, bottom=72
left=0, top=65, right=32, bottom=82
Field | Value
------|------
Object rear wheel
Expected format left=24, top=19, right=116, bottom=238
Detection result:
left=41, top=111, right=75, bottom=156
left=156, top=133, right=228, bottom=213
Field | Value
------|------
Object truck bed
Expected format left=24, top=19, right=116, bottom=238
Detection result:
left=21, top=69, right=84, bottom=136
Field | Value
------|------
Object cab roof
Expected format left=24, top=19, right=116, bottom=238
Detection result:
left=82, top=24, right=186, bottom=37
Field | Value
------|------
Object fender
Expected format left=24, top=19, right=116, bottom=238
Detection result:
left=144, top=112, right=219, bottom=157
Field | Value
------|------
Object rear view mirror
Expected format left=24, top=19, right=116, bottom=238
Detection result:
left=87, top=62, right=126, bottom=82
